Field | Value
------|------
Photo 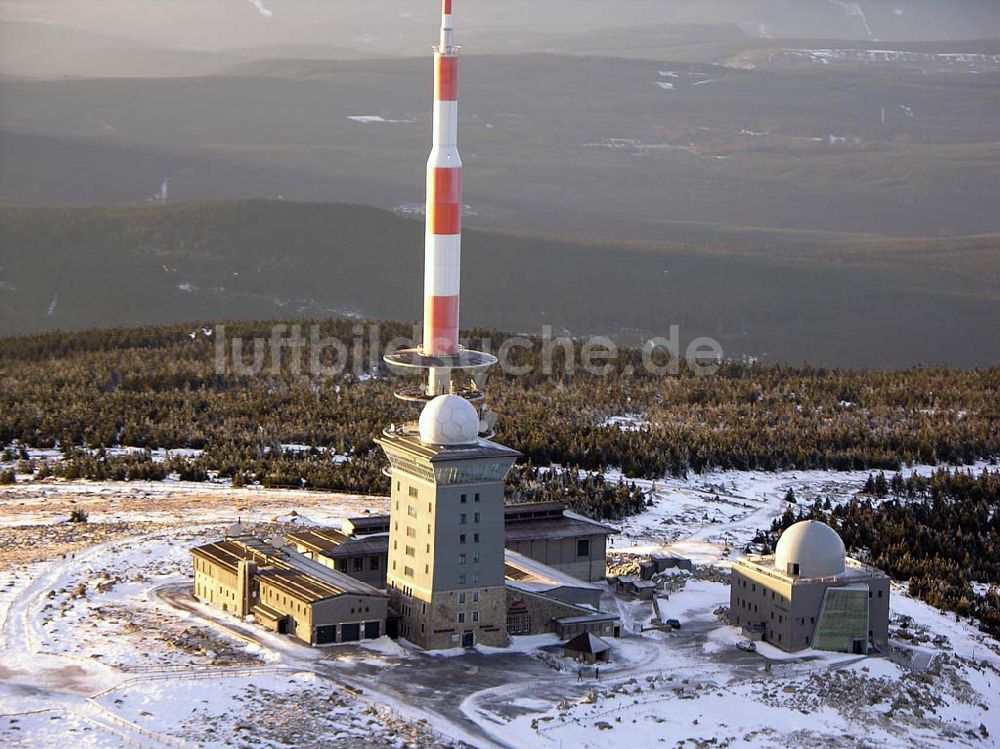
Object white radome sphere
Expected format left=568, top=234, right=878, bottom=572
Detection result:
left=774, top=520, right=846, bottom=578
left=418, top=394, right=480, bottom=446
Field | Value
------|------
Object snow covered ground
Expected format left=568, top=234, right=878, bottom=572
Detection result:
left=1, top=463, right=997, bottom=748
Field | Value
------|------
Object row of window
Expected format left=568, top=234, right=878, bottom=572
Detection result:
left=341, top=556, right=379, bottom=572
left=457, top=611, right=480, bottom=624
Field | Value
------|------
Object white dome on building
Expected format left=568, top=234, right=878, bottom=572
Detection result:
left=418, top=394, right=480, bottom=446
left=774, top=520, right=846, bottom=578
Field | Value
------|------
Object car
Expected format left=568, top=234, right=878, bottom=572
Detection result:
left=736, top=640, right=757, bottom=652
left=664, top=619, right=681, bottom=630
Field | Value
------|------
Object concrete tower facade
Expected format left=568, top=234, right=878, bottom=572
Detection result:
left=378, top=399, right=518, bottom=649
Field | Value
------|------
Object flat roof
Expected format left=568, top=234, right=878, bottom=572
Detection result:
left=734, top=554, right=888, bottom=585
left=505, top=514, right=618, bottom=543
left=555, top=613, right=620, bottom=625
left=345, top=515, right=391, bottom=530
left=376, top=429, right=521, bottom=463
left=505, top=501, right=567, bottom=521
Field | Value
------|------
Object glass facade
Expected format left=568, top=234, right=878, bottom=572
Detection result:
left=814, top=586, right=869, bottom=653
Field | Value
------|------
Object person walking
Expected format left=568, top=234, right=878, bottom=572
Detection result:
left=578, top=667, right=583, bottom=681
left=595, top=667, right=600, bottom=681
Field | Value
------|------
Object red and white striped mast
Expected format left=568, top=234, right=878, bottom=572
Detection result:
left=424, top=0, right=463, bottom=394
left=385, top=0, right=496, bottom=418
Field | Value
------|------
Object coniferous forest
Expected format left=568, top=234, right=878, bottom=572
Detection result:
left=756, top=468, right=1000, bottom=637
left=1, top=320, right=997, bottom=508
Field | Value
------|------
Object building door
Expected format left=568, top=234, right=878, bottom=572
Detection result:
left=462, top=630, right=475, bottom=648
left=315, top=625, right=337, bottom=644
left=341, top=622, right=361, bottom=642
left=852, top=639, right=866, bottom=655
left=364, top=621, right=380, bottom=639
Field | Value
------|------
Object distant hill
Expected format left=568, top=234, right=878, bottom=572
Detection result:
left=1, top=199, right=998, bottom=368
left=3, top=52, right=999, bottom=242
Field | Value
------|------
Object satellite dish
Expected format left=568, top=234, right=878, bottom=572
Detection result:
left=480, top=409, right=498, bottom=433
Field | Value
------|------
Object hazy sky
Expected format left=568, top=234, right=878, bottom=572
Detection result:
left=0, top=1, right=996, bottom=52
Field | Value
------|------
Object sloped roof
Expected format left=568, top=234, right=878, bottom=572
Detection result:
left=563, top=631, right=611, bottom=654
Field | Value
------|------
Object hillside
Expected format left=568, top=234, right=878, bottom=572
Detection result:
left=2, top=51, right=998, bottom=242
left=1, top=200, right=999, bottom=367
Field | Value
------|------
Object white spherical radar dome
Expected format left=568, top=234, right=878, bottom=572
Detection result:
left=418, top=394, right=481, bottom=446
left=774, top=520, right=846, bottom=578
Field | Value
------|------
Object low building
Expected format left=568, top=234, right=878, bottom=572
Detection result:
left=563, top=632, right=611, bottom=664
left=505, top=549, right=604, bottom=609
left=504, top=502, right=618, bottom=583
left=191, top=536, right=388, bottom=646
left=613, top=574, right=658, bottom=600
left=256, top=565, right=387, bottom=645
left=504, top=551, right=620, bottom=639
left=730, top=520, right=890, bottom=654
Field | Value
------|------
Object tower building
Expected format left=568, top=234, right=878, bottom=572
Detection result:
left=378, top=396, right=518, bottom=648
left=379, top=0, right=518, bottom=649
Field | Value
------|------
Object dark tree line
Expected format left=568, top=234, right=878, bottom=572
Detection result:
left=1, top=321, right=998, bottom=519
left=755, top=468, right=1000, bottom=637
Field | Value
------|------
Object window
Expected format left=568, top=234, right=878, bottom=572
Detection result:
left=878, top=590, right=883, bottom=598
left=473, top=571, right=480, bottom=583
left=472, top=611, right=479, bottom=622
left=472, top=591, right=479, bottom=603
left=428, top=502, right=431, bottom=512
left=425, top=564, right=429, bottom=573
left=459, top=592, right=466, bottom=604
left=458, top=612, right=466, bottom=623
left=393, top=540, right=397, bottom=550
left=407, top=505, right=417, bottom=518
left=459, top=573, right=466, bottom=584
left=461, top=494, right=467, bottom=503
left=460, top=513, right=467, bottom=525
left=427, top=524, right=431, bottom=534
left=474, top=512, right=480, bottom=523
left=474, top=533, right=480, bottom=543
left=392, top=561, right=397, bottom=570
left=353, top=558, right=363, bottom=571
left=408, top=486, right=419, bottom=498
left=474, top=493, right=480, bottom=502
left=406, top=526, right=416, bottom=538
left=458, top=554, right=467, bottom=565
left=404, top=566, right=414, bottom=578
left=396, top=481, right=400, bottom=491
left=473, top=551, right=480, bottom=563
left=460, top=534, right=466, bottom=544
left=405, top=545, right=415, bottom=557
left=577, top=539, right=591, bottom=557
left=425, top=543, right=430, bottom=553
